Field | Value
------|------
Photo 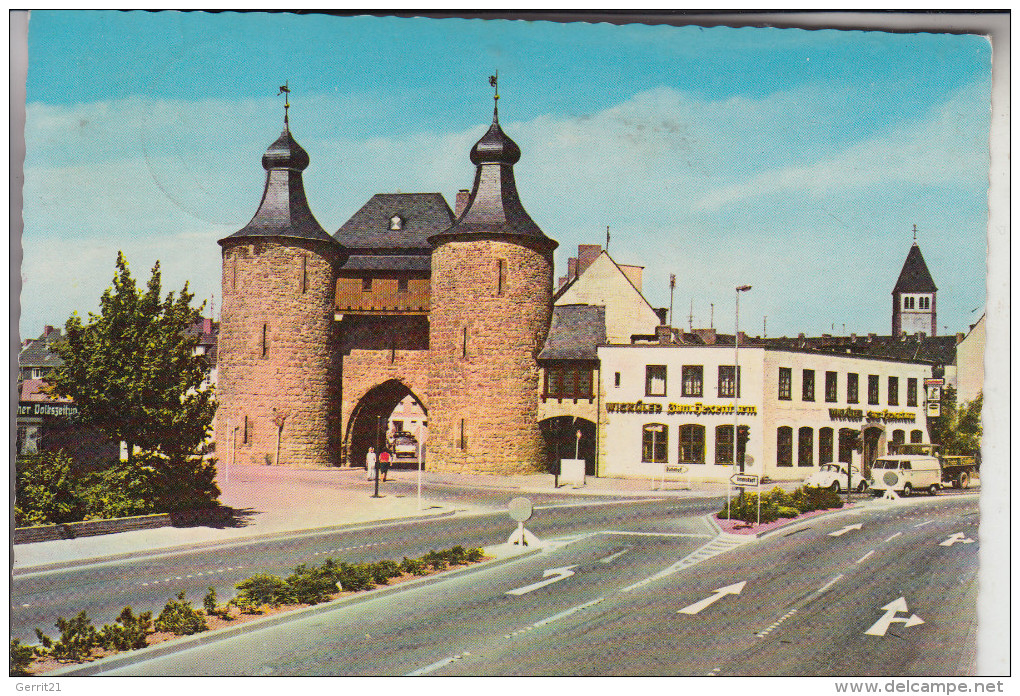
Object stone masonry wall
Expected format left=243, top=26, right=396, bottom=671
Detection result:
left=340, top=347, right=430, bottom=450
left=216, top=238, right=340, bottom=467
left=428, top=239, right=553, bottom=474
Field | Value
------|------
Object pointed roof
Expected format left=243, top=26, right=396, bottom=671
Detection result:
left=337, top=192, right=454, bottom=272
left=219, top=123, right=339, bottom=248
left=429, top=101, right=556, bottom=251
left=892, top=243, right=937, bottom=294
left=538, top=305, right=606, bottom=362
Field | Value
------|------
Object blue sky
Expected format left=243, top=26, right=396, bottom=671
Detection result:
left=19, top=11, right=993, bottom=339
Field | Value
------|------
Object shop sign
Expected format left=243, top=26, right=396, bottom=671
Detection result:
left=17, top=401, right=79, bottom=419
left=605, top=401, right=757, bottom=416
left=828, top=407, right=916, bottom=423
left=926, top=401, right=941, bottom=417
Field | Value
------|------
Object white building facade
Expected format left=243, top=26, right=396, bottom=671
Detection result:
left=597, top=344, right=932, bottom=483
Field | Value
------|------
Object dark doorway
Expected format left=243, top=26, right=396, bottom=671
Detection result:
left=345, top=380, right=427, bottom=470
left=861, top=426, right=884, bottom=477
left=540, top=417, right=597, bottom=475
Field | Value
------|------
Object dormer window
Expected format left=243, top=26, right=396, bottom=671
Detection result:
left=389, top=215, right=403, bottom=231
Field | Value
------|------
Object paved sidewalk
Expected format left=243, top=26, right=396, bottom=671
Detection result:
left=12, top=464, right=772, bottom=572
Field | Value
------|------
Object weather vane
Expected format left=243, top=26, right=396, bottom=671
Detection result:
left=912, top=223, right=918, bottom=241
left=278, top=81, right=291, bottom=124
left=489, top=71, right=499, bottom=101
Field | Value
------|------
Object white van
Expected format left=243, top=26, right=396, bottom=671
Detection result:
left=869, top=455, right=942, bottom=496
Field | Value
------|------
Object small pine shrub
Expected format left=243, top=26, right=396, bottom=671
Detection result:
left=336, top=563, right=375, bottom=592
left=422, top=550, right=448, bottom=570
left=154, top=592, right=208, bottom=636
left=47, top=611, right=100, bottom=662
left=99, top=607, right=152, bottom=651
left=234, top=574, right=292, bottom=608
left=10, top=639, right=34, bottom=675
left=400, top=556, right=427, bottom=576
left=370, top=560, right=402, bottom=585
left=286, top=565, right=337, bottom=605
left=203, top=587, right=218, bottom=617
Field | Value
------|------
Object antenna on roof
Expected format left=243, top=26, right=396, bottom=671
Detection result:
left=710, top=303, right=714, bottom=329
left=605, top=225, right=610, bottom=252
left=669, top=274, right=675, bottom=326
left=688, top=299, right=694, bottom=332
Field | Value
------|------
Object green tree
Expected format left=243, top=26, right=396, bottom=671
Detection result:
left=46, top=252, right=216, bottom=463
left=930, top=387, right=983, bottom=455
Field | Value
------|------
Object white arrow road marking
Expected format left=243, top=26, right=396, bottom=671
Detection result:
left=939, top=532, right=976, bottom=547
left=828, top=523, right=863, bottom=537
left=864, top=597, right=924, bottom=636
left=506, top=565, right=578, bottom=596
left=678, top=581, right=746, bottom=615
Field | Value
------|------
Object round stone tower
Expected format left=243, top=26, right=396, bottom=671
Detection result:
left=427, top=94, right=557, bottom=474
left=217, top=112, right=345, bottom=467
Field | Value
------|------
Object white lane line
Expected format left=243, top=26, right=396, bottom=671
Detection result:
left=706, top=667, right=722, bottom=676
left=856, top=550, right=876, bottom=564
left=884, top=532, right=903, bottom=542
left=533, top=597, right=605, bottom=628
left=534, top=498, right=668, bottom=511
left=598, top=549, right=630, bottom=564
left=21, top=603, right=30, bottom=608
left=816, top=574, right=844, bottom=594
left=406, top=651, right=471, bottom=676
left=600, top=531, right=712, bottom=539
left=913, top=520, right=934, bottom=528
left=756, top=608, right=798, bottom=638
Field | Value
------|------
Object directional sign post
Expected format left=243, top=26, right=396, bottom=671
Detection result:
left=864, top=597, right=924, bottom=636
left=677, top=581, right=746, bottom=615
left=729, top=473, right=759, bottom=487
left=507, top=497, right=540, bottom=546
left=506, top=566, right=577, bottom=596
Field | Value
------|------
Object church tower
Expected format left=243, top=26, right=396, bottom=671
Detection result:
left=892, top=232, right=937, bottom=336
left=217, top=103, right=346, bottom=467
left=427, top=83, right=558, bottom=473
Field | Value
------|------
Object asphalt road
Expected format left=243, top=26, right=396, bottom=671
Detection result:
left=12, top=489, right=722, bottom=643
left=97, top=493, right=978, bottom=676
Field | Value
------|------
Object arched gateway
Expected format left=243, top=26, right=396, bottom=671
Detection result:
left=344, top=380, right=427, bottom=470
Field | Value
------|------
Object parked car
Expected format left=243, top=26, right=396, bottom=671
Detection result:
left=868, top=455, right=942, bottom=496
left=803, top=462, right=868, bottom=493
left=392, top=432, right=419, bottom=465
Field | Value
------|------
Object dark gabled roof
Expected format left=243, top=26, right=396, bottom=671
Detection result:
left=892, top=243, right=938, bottom=294
left=538, top=305, right=606, bottom=361
left=760, top=334, right=957, bottom=365
left=220, top=126, right=339, bottom=248
left=341, top=254, right=431, bottom=272
left=19, top=328, right=64, bottom=369
left=336, top=193, right=454, bottom=252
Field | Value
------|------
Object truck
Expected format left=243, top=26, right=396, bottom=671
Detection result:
left=391, top=431, right=419, bottom=466
left=883, top=443, right=980, bottom=490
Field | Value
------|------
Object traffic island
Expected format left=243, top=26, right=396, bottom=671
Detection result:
left=15, top=545, right=492, bottom=676
left=713, top=485, right=849, bottom=537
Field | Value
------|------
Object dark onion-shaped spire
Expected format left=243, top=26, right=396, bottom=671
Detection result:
left=261, top=127, right=311, bottom=171
left=470, top=103, right=521, bottom=165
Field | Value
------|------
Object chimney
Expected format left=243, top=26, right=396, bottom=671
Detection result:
left=739, top=331, right=749, bottom=345
left=867, top=333, right=876, bottom=342
left=203, top=317, right=213, bottom=334
left=576, top=244, right=602, bottom=275
left=850, top=333, right=856, bottom=342
left=455, top=189, right=470, bottom=217
left=567, top=257, right=577, bottom=280
left=44, top=325, right=55, bottom=336
left=654, top=308, right=668, bottom=324
left=693, top=327, right=717, bottom=345
left=956, top=332, right=965, bottom=345
left=656, top=325, right=672, bottom=344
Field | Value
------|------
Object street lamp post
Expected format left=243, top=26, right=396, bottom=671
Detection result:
left=729, top=284, right=752, bottom=520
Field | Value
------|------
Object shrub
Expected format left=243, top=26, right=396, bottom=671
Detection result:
left=15, top=451, right=85, bottom=526
left=369, top=560, right=402, bottom=585
left=79, top=460, right=160, bottom=520
left=400, top=556, right=427, bottom=576
left=447, top=546, right=468, bottom=566
left=777, top=506, right=800, bottom=519
left=335, top=563, right=375, bottom=592
left=285, top=565, right=338, bottom=605
left=466, top=548, right=484, bottom=562
left=98, top=607, right=152, bottom=651
left=154, top=592, right=208, bottom=635
left=44, top=611, right=100, bottom=662
left=234, top=574, right=292, bottom=608
left=422, top=550, right=448, bottom=570
left=203, top=587, right=219, bottom=616
left=10, top=639, right=34, bottom=675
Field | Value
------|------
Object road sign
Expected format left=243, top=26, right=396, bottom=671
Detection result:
left=864, top=597, right=924, bottom=636
left=926, top=401, right=941, bottom=417
left=924, top=378, right=944, bottom=387
left=666, top=465, right=689, bottom=474
left=729, top=473, right=759, bottom=487
left=508, top=497, right=533, bottom=523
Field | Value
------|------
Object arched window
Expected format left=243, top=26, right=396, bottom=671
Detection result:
left=819, top=427, right=834, bottom=464
left=777, top=426, right=793, bottom=467
left=642, top=424, right=668, bottom=463
left=910, top=429, right=923, bottom=444
left=679, top=424, right=705, bottom=464
left=798, top=427, right=814, bottom=467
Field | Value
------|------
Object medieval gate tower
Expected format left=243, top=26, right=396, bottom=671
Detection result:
left=427, top=95, right=557, bottom=473
left=216, top=115, right=345, bottom=468
left=217, top=86, right=556, bottom=474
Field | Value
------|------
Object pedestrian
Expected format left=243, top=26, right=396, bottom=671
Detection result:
left=378, top=448, right=391, bottom=482
left=365, top=446, right=376, bottom=480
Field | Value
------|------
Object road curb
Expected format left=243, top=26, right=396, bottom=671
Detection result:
left=14, top=510, right=458, bottom=577
left=46, top=545, right=543, bottom=676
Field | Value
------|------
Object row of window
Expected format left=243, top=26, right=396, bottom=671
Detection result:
left=544, top=366, right=595, bottom=400
left=639, top=423, right=924, bottom=467
left=643, top=364, right=741, bottom=398
left=640, top=423, right=748, bottom=465
left=903, top=296, right=931, bottom=310
left=779, top=368, right=917, bottom=407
